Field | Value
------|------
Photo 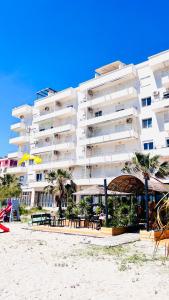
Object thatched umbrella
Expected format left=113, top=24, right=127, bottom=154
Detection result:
left=108, top=174, right=169, bottom=194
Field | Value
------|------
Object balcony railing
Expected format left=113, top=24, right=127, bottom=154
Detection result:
left=80, top=107, right=138, bottom=127
left=80, top=87, right=137, bottom=108
left=30, top=142, right=75, bottom=155
left=33, top=106, right=76, bottom=123
left=77, top=152, right=133, bottom=165
left=79, top=64, right=137, bottom=91
left=34, top=124, right=75, bottom=138
left=151, top=95, right=169, bottom=112
left=79, top=127, right=138, bottom=145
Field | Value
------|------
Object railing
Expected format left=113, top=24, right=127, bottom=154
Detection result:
left=87, top=124, right=134, bottom=138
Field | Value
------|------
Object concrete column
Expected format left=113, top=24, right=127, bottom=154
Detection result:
left=30, top=188, right=35, bottom=207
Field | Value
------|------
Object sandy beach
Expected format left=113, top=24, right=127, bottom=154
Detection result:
left=0, top=223, right=169, bottom=300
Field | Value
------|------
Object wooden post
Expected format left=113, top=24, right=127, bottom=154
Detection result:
left=104, top=178, right=108, bottom=227
left=144, top=175, right=149, bottom=231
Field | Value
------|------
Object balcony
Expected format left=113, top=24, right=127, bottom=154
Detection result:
left=33, top=107, right=76, bottom=123
left=80, top=87, right=137, bottom=108
left=10, top=122, right=26, bottom=132
left=30, top=142, right=75, bottom=155
left=162, top=75, right=169, bottom=88
left=34, top=124, right=75, bottom=139
left=79, top=64, right=137, bottom=91
left=80, top=107, right=138, bottom=127
left=34, top=88, right=76, bottom=108
left=31, top=159, right=75, bottom=171
left=79, top=128, right=138, bottom=146
left=151, top=98, right=169, bottom=112
left=8, top=152, right=23, bottom=159
left=149, top=50, right=169, bottom=71
left=9, top=135, right=29, bottom=145
left=12, top=105, right=32, bottom=119
left=78, top=152, right=133, bottom=166
left=6, top=166, right=27, bottom=174
left=29, top=181, right=48, bottom=188
left=143, top=147, right=169, bottom=158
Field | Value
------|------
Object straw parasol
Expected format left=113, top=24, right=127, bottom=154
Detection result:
left=108, top=174, right=169, bottom=194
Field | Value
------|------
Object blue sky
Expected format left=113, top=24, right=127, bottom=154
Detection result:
left=0, top=0, right=169, bottom=156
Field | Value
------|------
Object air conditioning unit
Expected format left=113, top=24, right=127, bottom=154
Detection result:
left=88, top=126, right=93, bottom=132
left=56, top=101, right=61, bottom=106
left=54, top=150, right=59, bottom=155
left=87, top=145, right=93, bottom=150
left=54, top=133, right=59, bottom=138
left=88, top=89, right=93, bottom=96
left=20, top=115, right=24, bottom=119
left=45, top=106, right=49, bottom=111
left=45, top=137, right=50, bottom=142
left=69, top=167, right=74, bottom=171
left=88, top=107, right=93, bottom=113
left=126, top=118, right=133, bottom=124
left=153, top=91, right=160, bottom=97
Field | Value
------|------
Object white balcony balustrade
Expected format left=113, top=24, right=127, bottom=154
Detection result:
left=34, top=124, right=75, bottom=138
left=9, top=134, right=29, bottom=145
left=151, top=97, right=169, bottom=112
left=79, top=126, right=138, bottom=145
left=33, top=106, right=76, bottom=123
left=30, top=142, right=75, bottom=155
left=149, top=50, right=169, bottom=71
left=34, top=88, right=76, bottom=108
left=80, top=87, right=137, bottom=108
left=78, top=152, right=133, bottom=165
left=12, top=105, right=32, bottom=118
left=80, top=107, right=138, bottom=127
left=6, top=166, right=27, bottom=174
left=79, top=64, right=137, bottom=91
left=10, top=122, right=26, bottom=132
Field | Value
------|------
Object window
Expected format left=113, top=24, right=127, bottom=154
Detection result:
left=164, top=112, right=169, bottom=123
left=95, top=111, right=102, bottom=117
left=36, top=173, right=42, bottom=182
left=19, top=176, right=24, bottom=183
left=143, top=142, right=154, bottom=150
left=142, top=118, right=152, bottom=128
left=142, top=97, right=151, bottom=107
left=29, top=159, right=34, bottom=165
left=166, top=139, right=169, bottom=147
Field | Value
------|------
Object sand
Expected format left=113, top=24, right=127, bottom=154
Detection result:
left=0, top=223, right=169, bottom=300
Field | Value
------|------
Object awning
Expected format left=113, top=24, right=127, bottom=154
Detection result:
left=73, top=185, right=131, bottom=196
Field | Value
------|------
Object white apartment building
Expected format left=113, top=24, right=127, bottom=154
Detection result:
left=7, top=49, right=169, bottom=207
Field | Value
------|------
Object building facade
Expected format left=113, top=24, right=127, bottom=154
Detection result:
left=6, top=49, right=169, bottom=207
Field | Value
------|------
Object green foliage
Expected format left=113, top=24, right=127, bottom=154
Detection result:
left=44, top=169, right=74, bottom=217
left=107, top=197, right=137, bottom=227
left=122, top=152, right=169, bottom=179
left=0, top=174, right=21, bottom=200
left=78, top=196, right=93, bottom=216
left=19, top=205, right=46, bottom=216
left=73, top=206, right=79, bottom=217
left=95, top=206, right=101, bottom=215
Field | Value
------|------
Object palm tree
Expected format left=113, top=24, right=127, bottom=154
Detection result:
left=0, top=174, right=21, bottom=200
left=122, top=152, right=169, bottom=231
left=44, top=169, right=72, bottom=217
